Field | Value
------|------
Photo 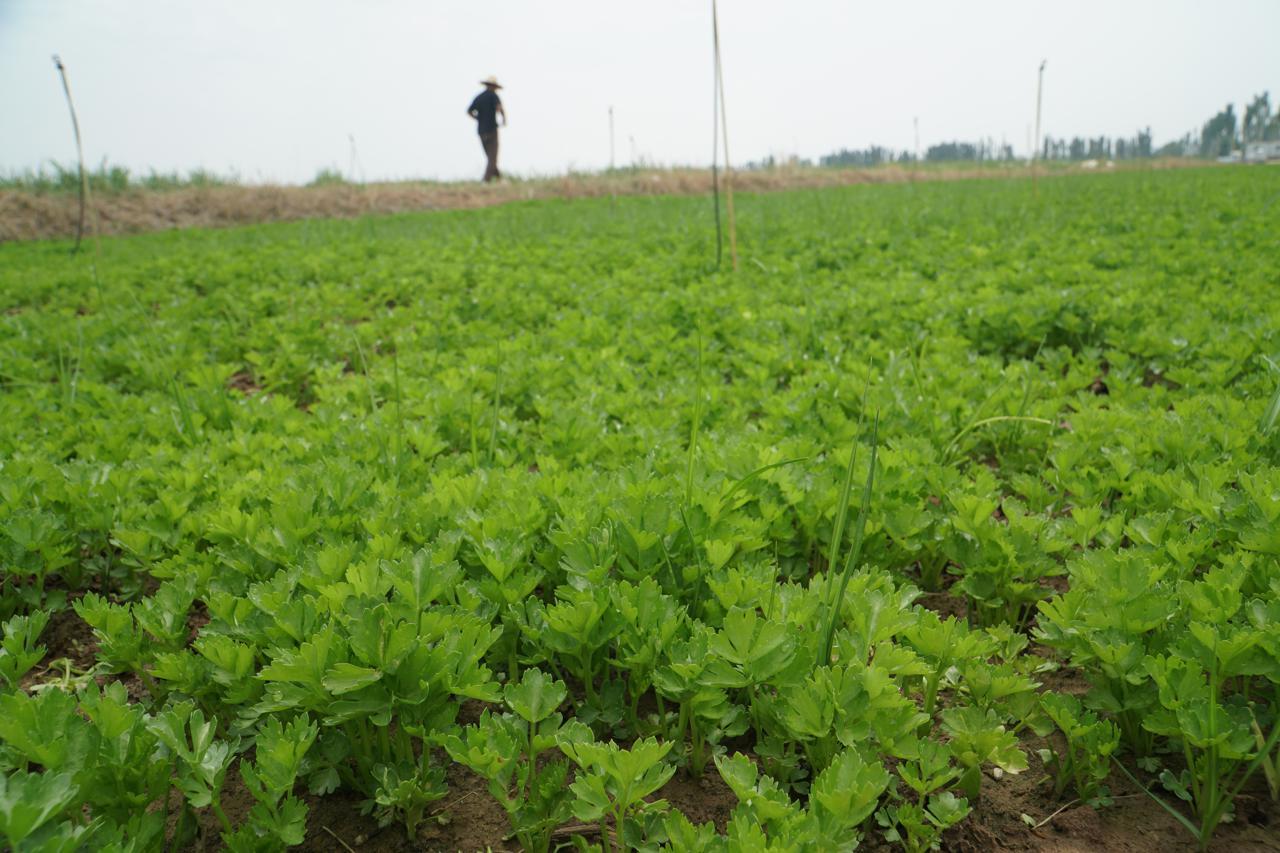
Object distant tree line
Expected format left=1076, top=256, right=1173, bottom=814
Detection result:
left=1041, top=129, right=1153, bottom=161
left=818, top=146, right=900, bottom=167
left=924, top=140, right=1017, bottom=162
left=746, top=91, right=1280, bottom=170
left=1046, top=94, right=1279, bottom=160
left=813, top=139, right=1019, bottom=167
left=1154, top=93, right=1280, bottom=158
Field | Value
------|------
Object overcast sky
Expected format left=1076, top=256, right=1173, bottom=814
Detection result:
left=2, top=1, right=1277, bottom=184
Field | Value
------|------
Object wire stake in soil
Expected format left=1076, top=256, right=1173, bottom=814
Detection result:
left=52, top=55, right=89, bottom=254
left=1024, top=798, right=1079, bottom=830
left=321, top=825, right=358, bottom=853
left=711, top=0, right=738, bottom=271
left=1032, top=59, right=1046, bottom=196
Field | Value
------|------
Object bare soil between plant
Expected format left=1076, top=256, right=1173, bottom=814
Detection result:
left=0, top=161, right=1204, bottom=244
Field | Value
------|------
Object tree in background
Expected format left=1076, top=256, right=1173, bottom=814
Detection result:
left=1137, top=127, right=1153, bottom=157
left=1199, top=104, right=1238, bottom=157
left=818, top=146, right=898, bottom=167
left=1039, top=128, right=1152, bottom=161
left=926, top=142, right=974, bottom=161
left=1113, top=129, right=1152, bottom=160
left=1086, top=137, right=1111, bottom=159
left=1155, top=133, right=1197, bottom=158
left=1243, top=93, right=1272, bottom=143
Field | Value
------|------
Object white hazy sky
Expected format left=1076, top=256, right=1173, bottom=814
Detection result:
left=2, top=1, right=1277, bottom=184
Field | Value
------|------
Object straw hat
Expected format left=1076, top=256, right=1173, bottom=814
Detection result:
left=480, top=76, right=502, bottom=89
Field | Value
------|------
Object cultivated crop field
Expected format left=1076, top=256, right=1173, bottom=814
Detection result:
left=2, top=168, right=1279, bottom=852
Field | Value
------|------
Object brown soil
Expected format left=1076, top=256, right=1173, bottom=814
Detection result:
left=20, top=602, right=157, bottom=703
left=275, top=745, right=1279, bottom=853
left=950, top=743, right=1280, bottom=853
left=300, top=789, right=407, bottom=853
left=293, top=761, right=739, bottom=852
left=15, top=627, right=1280, bottom=853
left=19, top=590, right=1274, bottom=853
left=917, top=589, right=969, bottom=621
left=226, top=370, right=262, bottom=396
left=17, top=604, right=96, bottom=694
left=1142, top=369, right=1182, bottom=391
left=294, top=762, right=516, bottom=853
left=657, top=767, right=739, bottom=833
left=0, top=160, right=1206, bottom=243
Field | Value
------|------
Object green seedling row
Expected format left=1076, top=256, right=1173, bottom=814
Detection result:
left=1, top=168, right=1279, bottom=851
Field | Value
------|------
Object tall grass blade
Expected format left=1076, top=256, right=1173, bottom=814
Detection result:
left=678, top=506, right=710, bottom=618
left=816, top=385, right=870, bottom=666
left=1260, top=379, right=1280, bottom=435
left=943, top=415, right=1053, bottom=465
left=352, top=333, right=390, bottom=472
left=819, top=411, right=879, bottom=668
left=392, top=341, right=404, bottom=471
left=721, top=457, right=809, bottom=505
left=1112, top=758, right=1201, bottom=842
left=826, top=444, right=858, bottom=580
left=468, top=390, right=479, bottom=469
left=685, top=329, right=704, bottom=507
left=170, top=377, right=198, bottom=445
left=487, top=343, right=503, bottom=465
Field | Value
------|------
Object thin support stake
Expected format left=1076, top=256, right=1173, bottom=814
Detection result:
left=1033, top=59, right=1046, bottom=194
left=712, top=0, right=738, bottom=271
left=53, top=55, right=88, bottom=254
left=913, top=116, right=920, bottom=182
left=710, top=8, right=723, bottom=268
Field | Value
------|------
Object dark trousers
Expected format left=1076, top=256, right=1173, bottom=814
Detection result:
left=480, top=131, right=500, bottom=182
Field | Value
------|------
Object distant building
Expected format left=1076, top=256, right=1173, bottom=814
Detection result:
left=1244, top=141, right=1280, bottom=163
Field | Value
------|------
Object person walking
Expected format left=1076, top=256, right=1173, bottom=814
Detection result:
left=468, top=77, right=506, bottom=182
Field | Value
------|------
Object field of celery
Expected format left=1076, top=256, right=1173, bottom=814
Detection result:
left=2, top=167, right=1279, bottom=852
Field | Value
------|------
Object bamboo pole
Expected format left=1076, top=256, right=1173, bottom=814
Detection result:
left=709, top=3, right=723, bottom=267
left=913, top=116, right=920, bottom=182
left=711, top=0, right=738, bottom=271
left=53, top=55, right=89, bottom=254
left=608, top=106, right=615, bottom=171
left=1032, top=60, right=1046, bottom=195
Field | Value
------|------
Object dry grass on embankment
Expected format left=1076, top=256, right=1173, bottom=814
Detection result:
left=0, top=160, right=1204, bottom=243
